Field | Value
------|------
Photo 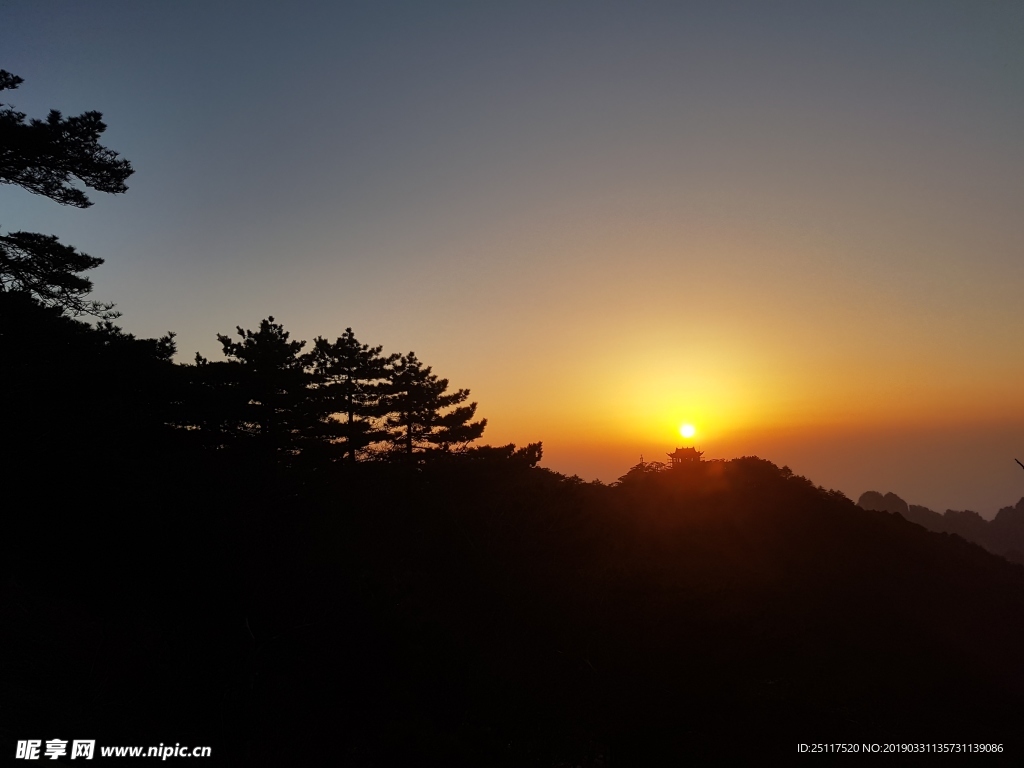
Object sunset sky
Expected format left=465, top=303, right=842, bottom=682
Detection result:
left=3, top=1, right=1023, bottom=515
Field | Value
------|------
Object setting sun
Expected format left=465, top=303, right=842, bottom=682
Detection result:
left=680, top=424, right=696, bottom=439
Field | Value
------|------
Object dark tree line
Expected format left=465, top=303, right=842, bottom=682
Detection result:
left=185, top=317, right=488, bottom=463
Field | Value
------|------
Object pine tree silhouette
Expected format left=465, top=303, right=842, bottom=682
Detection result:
left=382, top=352, right=486, bottom=459
left=309, top=328, right=398, bottom=462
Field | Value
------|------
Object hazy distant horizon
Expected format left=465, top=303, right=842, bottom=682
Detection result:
left=542, top=417, right=1024, bottom=519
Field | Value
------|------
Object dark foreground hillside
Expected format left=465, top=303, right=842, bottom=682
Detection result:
left=6, top=453, right=1024, bottom=765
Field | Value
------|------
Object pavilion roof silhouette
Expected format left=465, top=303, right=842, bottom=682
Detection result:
left=667, top=446, right=703, bottom=464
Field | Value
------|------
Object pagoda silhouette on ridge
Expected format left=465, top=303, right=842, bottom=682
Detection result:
left=667, top=446, right=703, bottom=468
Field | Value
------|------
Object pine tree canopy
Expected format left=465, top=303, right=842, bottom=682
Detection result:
left=185, top=318, right=323, bottom=455
left=0, top=231, right=116, bottom=318
left=383, top=352, right=487, bottom=458
left=0, top=70, right=134, bottom=207
left=310, top=328, right=398, bottom=462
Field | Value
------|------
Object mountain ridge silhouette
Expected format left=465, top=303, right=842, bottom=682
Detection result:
left=859, top=489, right=1024, bottom=564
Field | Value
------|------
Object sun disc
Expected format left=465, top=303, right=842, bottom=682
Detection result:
left=680, top=423, right=696, bottom=439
